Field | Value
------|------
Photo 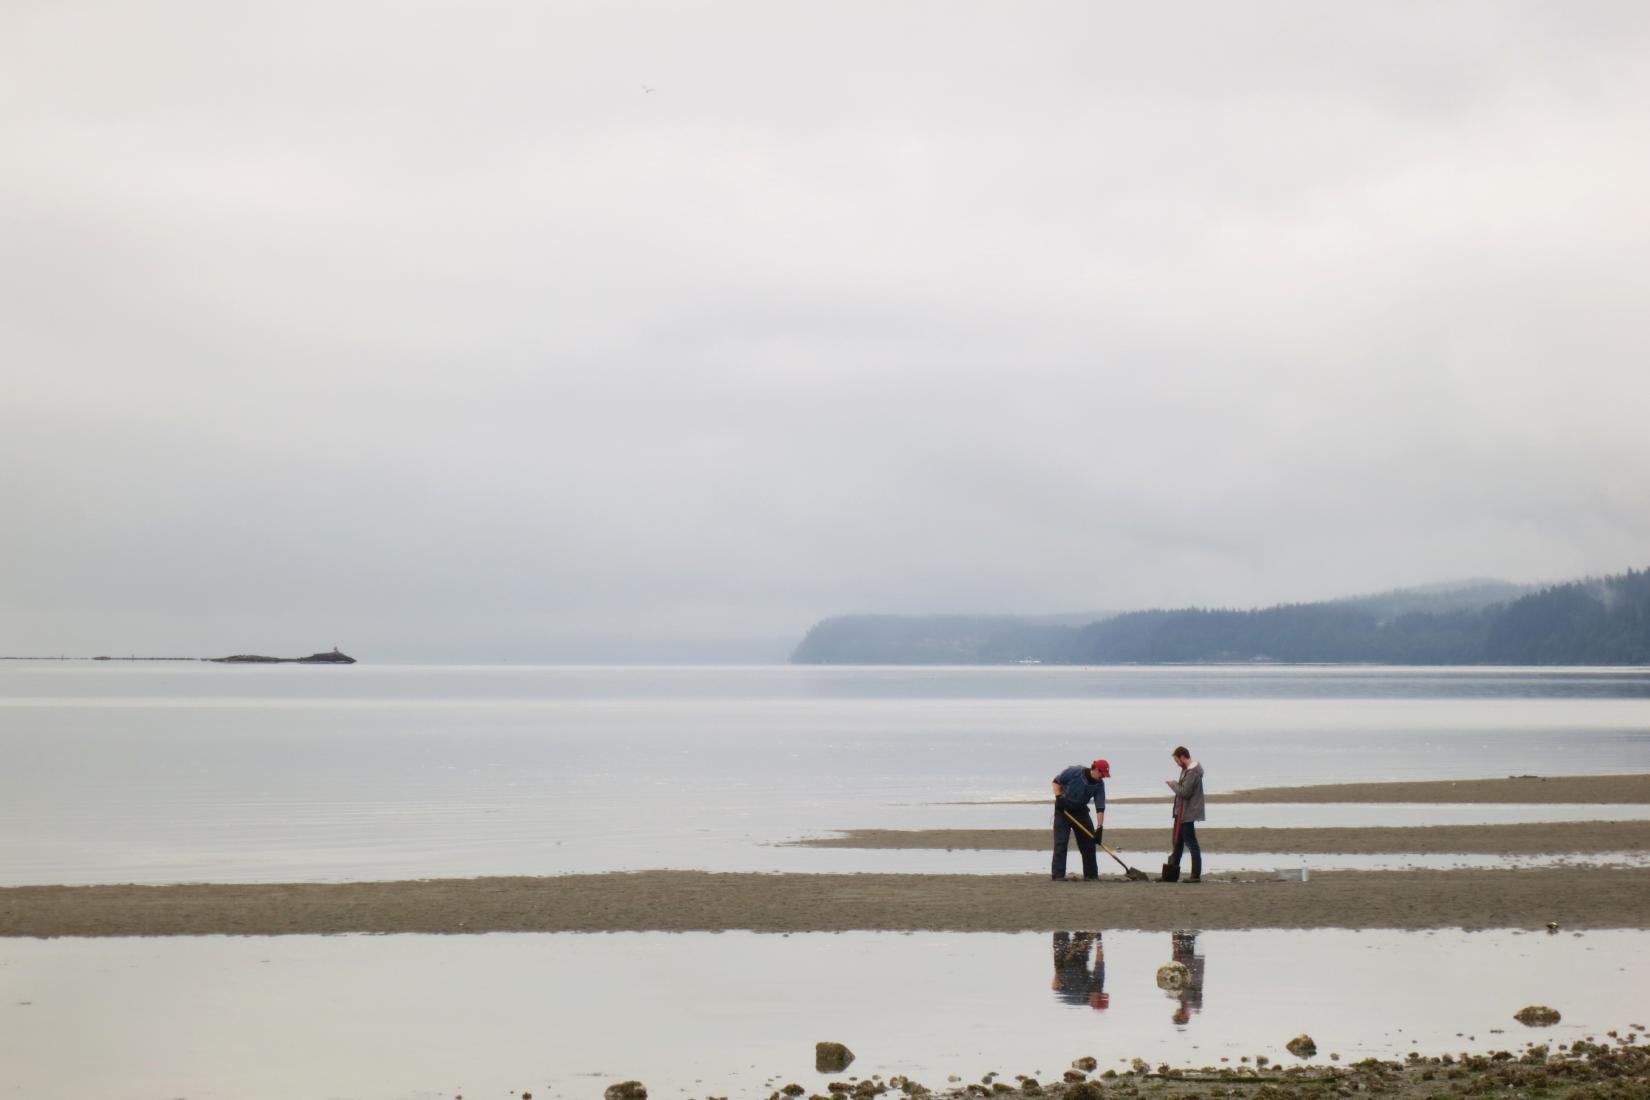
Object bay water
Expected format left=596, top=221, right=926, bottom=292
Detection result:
left=2, top=662, right=1648, bottom=885
left=5, top=663, right=1650, bottom=1099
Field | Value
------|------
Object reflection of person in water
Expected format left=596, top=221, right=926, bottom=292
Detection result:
left=1166, top=930, right=1206, bottom=1024
left=1051, top=931, right=1109, bottom=1011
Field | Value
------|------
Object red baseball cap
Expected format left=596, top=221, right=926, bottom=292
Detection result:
left=1091, top=759, right=1110, bottom=777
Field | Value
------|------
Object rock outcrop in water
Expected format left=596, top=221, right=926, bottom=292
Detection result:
left=1515, top=1005, right=1562, bottom=1026
left=211, top=648, right=356, bottom=664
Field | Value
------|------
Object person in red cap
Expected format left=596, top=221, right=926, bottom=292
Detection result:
left=1050, top=931, right=1108, bottom=1011
left=1050, top=758, right=1109, bottom=880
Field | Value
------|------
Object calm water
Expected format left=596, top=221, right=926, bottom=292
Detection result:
left=6, top=665, right=1650, bottom=1100
left=2, top=663, right=1648, bottom=885
left=3, top=928, right=1647, bottom=1100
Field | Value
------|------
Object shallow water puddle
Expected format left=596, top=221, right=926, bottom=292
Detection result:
left=2, top=928, right=1646, bottom=1100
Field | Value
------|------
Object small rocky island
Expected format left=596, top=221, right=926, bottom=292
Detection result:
left=210, top=648, right=356, bottom=665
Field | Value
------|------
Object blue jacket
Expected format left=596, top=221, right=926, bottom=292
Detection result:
left=1054, top=765, right=1106, bottom=813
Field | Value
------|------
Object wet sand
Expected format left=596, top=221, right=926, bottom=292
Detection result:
left=789, top=820, right=1650, bottom=854
left=5, top=866, right=1648, bottom=936
left=1105, top=772, right=1650, bottom=805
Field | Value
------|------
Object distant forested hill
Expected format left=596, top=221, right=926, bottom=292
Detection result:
left=790, top=569, right=1650, bottom=665
left=788, top=613, right=1101, bottom=664
left=1334, top=579, right=1534, bottom=622
left=1481, top=570, right=1650, bottom=664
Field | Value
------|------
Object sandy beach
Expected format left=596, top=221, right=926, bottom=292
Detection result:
left=5, top=866, right=1649, bottom=936
left=9, top=774, right=1649, bottom=938
left=7, top=769, right=1650, bottom=1100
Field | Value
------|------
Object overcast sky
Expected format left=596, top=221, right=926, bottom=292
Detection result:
left=4, top=2, right=1649, bottom=659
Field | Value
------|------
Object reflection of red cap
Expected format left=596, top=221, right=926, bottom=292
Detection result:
left=1092, top=759, right=1110, bottom=777
left=1090, top=992, right=1110, bottom=1011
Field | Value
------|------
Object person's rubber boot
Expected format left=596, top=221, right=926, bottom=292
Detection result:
left=1186, top=854, right=1202, bottom=883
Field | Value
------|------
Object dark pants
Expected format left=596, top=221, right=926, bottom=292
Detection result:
left=1169, top=821, right=1202, bottom=879
left=1053, top=806, right=1099, bottom=880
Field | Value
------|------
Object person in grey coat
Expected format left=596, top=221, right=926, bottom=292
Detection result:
left=1163, top=746, right=1205, bottom=882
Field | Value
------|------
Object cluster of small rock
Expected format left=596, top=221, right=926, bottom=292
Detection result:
left=607, top=1016, right=1649, bottom=1100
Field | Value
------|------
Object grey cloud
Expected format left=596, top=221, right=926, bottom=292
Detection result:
left=4, top=2, right=1649, bottom=658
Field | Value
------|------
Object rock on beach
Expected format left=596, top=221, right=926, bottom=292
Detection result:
left=1155, top=962, right=1190, bottom=990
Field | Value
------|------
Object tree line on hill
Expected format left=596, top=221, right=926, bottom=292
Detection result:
left=790, top=568, right=1650, bottom=665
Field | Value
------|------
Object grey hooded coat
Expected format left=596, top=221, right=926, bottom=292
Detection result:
left=1170, top=763, right=1206, bottom=823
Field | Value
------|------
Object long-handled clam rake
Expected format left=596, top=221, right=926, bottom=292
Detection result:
left=1060, top=808, right=1152, bottom=881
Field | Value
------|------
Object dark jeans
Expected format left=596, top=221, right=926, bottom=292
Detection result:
left=1053, top=805, right=1099, bottom=880
left=1169, top=821, right=1202, bottom=878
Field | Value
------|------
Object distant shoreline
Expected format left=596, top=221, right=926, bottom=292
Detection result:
left=0, top=655, right=199, bottom=661
left=790, top=568, right=1650, bottom=665
left=0, top=649, right=356, bottom=665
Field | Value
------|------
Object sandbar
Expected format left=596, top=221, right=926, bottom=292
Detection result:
left=1105, top=772, right=1650, bottom=805
left=789, top=820, right=1650, bottom=854
left=4, top=867, right=1648, bottom=936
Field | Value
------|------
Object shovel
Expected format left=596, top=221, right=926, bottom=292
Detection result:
left=1100, top=840, right=1153, bottom=882
left=1060, top=809, right=1152, bottom=882
left=1159, top=800, right=1185, bottom=883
